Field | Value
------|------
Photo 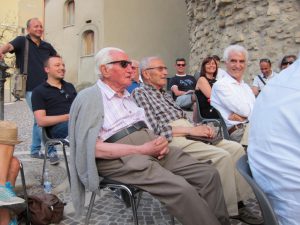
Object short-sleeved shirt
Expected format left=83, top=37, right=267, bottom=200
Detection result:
left=169, top=74, right=196, bottom=100
left=31, top=80, right=77, bottom=116
left=9, top=35, right=57, bottom=91
left=252, top=71, right=277, bottom=92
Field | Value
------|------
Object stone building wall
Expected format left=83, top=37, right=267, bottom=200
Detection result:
left=185, top=0, right=300, bottom=83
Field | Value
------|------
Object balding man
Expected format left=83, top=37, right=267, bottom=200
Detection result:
left=0, top=18, right=57, bottom=159
left=69, top=47, right=230, bottom=225
left=211, top=45, right=256, bottom=144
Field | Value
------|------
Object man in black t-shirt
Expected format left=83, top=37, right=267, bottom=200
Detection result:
left=0, top=18, right=57, bottom=159
left=32, top=55, right=76, bottom=164
left=169, top=58, right=196, bottom=110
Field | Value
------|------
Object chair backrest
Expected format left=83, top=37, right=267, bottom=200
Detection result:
left=195, top=97, right=230, bottom=140
left=236, top=155, right=279, bottom=225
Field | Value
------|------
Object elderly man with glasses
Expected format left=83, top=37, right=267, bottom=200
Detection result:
left=132, top=56, right=263, bottom=224
left=69, top=47, right=231, bottom=225
left=31, top=55, right=77, bottom=165
left=169, top=58, right=197, bottom=110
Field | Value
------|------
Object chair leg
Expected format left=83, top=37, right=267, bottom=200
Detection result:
left=41, top=143, right=49, bottom=185
left=170, top=215, right=175, bottom=225
left=19, top=161, right=31, bottom=225
left=121, top=187, right=139, bottom=225
left=62, top=144, right=71, bottom=186
left=85, top=192, right=97, bottom=225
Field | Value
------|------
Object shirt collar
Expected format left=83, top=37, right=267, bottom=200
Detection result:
left=175, top=74, right=187, bottom=77
left=224, top=71, right=245, bottom=84
left=97, top=79, right=130, bottom=100
left=143, top=83, right=165, bottom=93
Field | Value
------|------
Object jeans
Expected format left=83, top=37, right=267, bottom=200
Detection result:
left=48, top=121, right=68, bottom=139
left=25, top=92, right=56, bottom=155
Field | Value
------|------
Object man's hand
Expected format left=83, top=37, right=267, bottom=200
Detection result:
left=228, top=113, right=247, bottom=122
left=189, top=125, right=215, bottom=138
left=141, top=136, right=169, bottom=159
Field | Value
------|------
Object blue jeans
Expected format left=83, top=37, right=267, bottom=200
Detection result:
left=25, top=92, right=56, bottom=155
left=48, top=121, right=68, bottom=139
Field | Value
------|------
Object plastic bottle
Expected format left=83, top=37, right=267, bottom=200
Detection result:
left=43, top=169, right=52, bottom=194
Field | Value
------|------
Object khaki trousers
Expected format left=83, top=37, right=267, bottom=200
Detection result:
left=230, top=123, right=249, bottom=146
left=96, top=129, right=230, bottom=225
left=169, top=119, right=252, bottom=216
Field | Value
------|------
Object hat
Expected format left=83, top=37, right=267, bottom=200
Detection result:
left=0, top=121, right=22, bottom=145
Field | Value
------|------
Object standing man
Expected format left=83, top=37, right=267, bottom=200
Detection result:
left=31, top=56, right=77, bottom=164
left=69, top=47, right=230, bottom=225
left=211, top=45, right=255, bottom=144
left=169, top=58, right=196, bottom=110
left=251, top=58, right=277, bottom=97
left=132, top=56, right=263, bottom=224
left=0, top=18, right=57, bottom=159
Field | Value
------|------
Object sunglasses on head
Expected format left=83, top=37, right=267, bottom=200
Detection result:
left=176, top=63, right=186, bottom=67
left=106, top=60, right=132, bottom=68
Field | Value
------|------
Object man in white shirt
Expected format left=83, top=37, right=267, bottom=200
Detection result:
left=248, top=57, right=300, bottom=225
left=211, top=45, right=255, bottom=144
left=251, top=58, right=278, bottom=97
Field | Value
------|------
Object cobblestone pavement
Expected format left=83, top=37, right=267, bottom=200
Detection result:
left=4, top=101, right=260, bottom=225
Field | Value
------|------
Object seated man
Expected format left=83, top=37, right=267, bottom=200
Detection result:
left=169, top=58, right=196, bottom=110
left=69, top=47, right=230, bottom=225
left=31, top=55, right=77, bottom=165
left=211, top=45, right=255, bottom=144
left=248, top=57, right=300, bottom=225
left=251, top=58, right=277, bottom=97
left=132, top=56, right=262, bottom=224
left=0, top=121, right=25, bottom=225
left=126, top=60, right=142, bottom=93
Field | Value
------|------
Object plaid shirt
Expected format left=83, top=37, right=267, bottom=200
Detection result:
left=132, top=83, right=187, bottom=141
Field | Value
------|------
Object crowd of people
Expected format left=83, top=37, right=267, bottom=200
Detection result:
left=0, top=16, right=299, bottom=225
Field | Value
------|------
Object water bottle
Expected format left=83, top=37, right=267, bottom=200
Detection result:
left=43, top=169, right=52, bottom=194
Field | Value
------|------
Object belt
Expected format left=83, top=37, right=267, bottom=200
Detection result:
left=228, top=123, right=245, bottom=135
left=105, top=121, right=148, bottom=143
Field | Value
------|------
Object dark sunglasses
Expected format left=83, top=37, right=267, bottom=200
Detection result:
left=176, top=64, right=186, bottom=67
left=282, top=61, right=294, bottom=66
left=60, top=89, right=70, bottom=100
left=106, top=60, right=132, bottom=68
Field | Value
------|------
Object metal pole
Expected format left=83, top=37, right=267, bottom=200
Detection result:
left=0, top=61, right=9, bottom=120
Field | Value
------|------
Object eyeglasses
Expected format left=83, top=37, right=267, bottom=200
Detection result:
left=106, top=60, right=132, bottom=68
left=60, top=89, right=70, bottom=100
left=176, top=64, right=185, bottom=67
left=282, top=61, right=294, bottom=66
left=144, top=66, right=168, bottom=72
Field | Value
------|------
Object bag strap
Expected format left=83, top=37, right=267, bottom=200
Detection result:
left=23, top=37, right=29, bottom=75
left=257, top=75, right=266, bottom=85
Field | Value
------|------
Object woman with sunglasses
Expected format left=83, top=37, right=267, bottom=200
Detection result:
left=194, top=56, right=219, bottom=120
left=280, top=54, right=297, bottom=71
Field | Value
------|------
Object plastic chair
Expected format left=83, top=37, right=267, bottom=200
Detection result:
left=85, top=177, right=175, bottom=225
left=41, top=127, right=71, bottom=186
left=236, top=155, right=279, bottom=225
left=194, top=96, right=230, bottom=140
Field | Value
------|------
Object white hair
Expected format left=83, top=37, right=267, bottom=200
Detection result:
left=94, top=47, right=125, bottom=78
left=223, top=45, right=248, bottom=62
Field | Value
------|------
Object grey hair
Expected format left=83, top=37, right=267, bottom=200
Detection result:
left=223, top=45, right=248, bottom=62
left=94, top=47, right=125, bottom=78
left=140, top=56, right=161, bottom=71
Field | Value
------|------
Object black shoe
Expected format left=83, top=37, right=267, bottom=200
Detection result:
left=231, top=206, right=264, bottom=225
left=30, top=151, right=45, bottom=159
left=48, top=152, right=60, bottom=165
